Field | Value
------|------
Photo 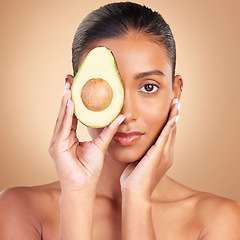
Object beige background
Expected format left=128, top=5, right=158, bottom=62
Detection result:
left=0, top=0, right=240, bottom=201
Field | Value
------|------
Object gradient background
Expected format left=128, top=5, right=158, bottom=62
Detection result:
left=1, top=0, right=240, bottom=201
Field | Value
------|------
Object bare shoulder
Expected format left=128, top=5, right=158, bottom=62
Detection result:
left=194, top=191, right=240, bottom=239
left=0, top=181, right=61, bottom=213
left=0, top=182, right=61, bottom=239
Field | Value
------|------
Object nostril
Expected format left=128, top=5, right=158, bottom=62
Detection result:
left=120, top=93, right=138, bottom=122
left=119, top=112, right=137, bottom=124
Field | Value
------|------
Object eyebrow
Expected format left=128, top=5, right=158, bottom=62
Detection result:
left=134, top=70, right=165, bottom=80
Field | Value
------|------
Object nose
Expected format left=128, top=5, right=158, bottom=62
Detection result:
left=120, top=89, right=138, bottom=124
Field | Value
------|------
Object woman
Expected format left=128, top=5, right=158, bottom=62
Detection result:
left=0, top=2, right=240, bottom=239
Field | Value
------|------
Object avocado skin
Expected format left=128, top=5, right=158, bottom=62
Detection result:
left=71, top=47, right=124, bottom=128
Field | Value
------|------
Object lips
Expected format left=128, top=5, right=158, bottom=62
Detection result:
left=113, top=131, right=143, bottom=146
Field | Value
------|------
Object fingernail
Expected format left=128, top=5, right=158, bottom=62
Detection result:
left=172, top=98, right=179, bottom=105
left=119, top=115, right=126, bottom=125
left=175, top=115, right=180, bottom=123
left=178, top=102, right=181, bottom=112
left=67, top=99, right=70, bottom=107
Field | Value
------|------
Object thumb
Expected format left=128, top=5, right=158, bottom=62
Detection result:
left=94, top=115, right=126, bottom=152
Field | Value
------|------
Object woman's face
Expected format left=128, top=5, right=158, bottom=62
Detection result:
left=87, top=32, right=176, bottom=163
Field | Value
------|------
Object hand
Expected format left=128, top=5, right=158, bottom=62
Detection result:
left=120, top=99, right=180, bottom=200
left=48, top=80, right=125, bottom=192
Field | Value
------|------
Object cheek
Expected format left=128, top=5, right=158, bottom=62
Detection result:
left=142, top=106, right=169, bottom=135
left=140, top=95, right=171, bottom=128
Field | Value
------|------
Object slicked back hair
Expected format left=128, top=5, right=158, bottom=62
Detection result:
left=72, top=2, right=176, bottom=80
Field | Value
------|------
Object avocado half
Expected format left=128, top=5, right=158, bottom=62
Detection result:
left=71, top=47, right=124, bottom=128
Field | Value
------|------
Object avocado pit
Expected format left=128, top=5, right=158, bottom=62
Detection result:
left=81, top=78, right=113, bottom=112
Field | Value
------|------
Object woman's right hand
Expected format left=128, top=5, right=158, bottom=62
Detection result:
left=48, top=77, right=125, bottom=192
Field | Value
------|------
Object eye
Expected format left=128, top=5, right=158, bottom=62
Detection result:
left=138, top=83, right=159, bottom=94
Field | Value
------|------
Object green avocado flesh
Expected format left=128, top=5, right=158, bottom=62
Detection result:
left=71, top=47, right=124, bottom=128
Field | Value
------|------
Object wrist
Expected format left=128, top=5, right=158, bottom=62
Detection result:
left=122, top=189, right=151, bottom=203
left=60, top=186, right=96, bottom=205
left=60, top=181, right=97, bottom=194
left=122, top=194, right=152, bottom=208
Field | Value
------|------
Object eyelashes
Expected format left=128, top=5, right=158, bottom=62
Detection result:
left=138, top=83, right=159, bottom=94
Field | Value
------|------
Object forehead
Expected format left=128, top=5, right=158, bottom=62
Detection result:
left=91, top=33, right=173, bottom=80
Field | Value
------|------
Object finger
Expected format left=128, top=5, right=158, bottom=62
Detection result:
left=150, top=124, right=177, bottom=192
left=141, top=115, right=178, bottom=171
left=163, top=123, right=177, bottom=165
left=57, top=98, right=75, bottom=141
left=155, top=115, right=177, bottom=149
left=93, top=114, right=126, bottom=152
left=50, top=83, right=71, bottom=144
left=168, top=98, right=180, bottom=120
left=170, top=125, right=177, bottom=158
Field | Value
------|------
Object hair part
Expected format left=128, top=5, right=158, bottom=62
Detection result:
left=72, top=2, right=176, bottom=80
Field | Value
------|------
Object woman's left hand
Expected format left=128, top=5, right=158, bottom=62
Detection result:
left=120, top=99, right=180, bottom=201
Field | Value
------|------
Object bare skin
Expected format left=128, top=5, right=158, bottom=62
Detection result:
left=1, top=179, right=240, bottom=239
left=1, top=33, right=240, bottom=239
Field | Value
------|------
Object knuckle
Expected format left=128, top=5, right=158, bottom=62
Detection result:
left=103, top=124, right=111, bottom=134
left=107, top=123, right=114, bottom=131
left=94, top=137, right=104, bottom=152
left=48, top=147, right=55, bottom=159
left=162, top=150, right=166, bottom=158
left=173, top=125, right=177, bottom=133
left=48, top=143, right=58, bottom=159
left=163, top=134, right=170, bottom=143
left=162, top=153, right=168, bottom=162
left=48, top=144, right=53, bottom=155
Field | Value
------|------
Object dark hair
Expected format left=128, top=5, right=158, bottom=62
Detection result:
left=72, top=2, right=176, bottom=80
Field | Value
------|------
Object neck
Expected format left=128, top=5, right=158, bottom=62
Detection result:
left=95, top=157, right=192, bottom=204
left=96, top=154, right=128, bottom=203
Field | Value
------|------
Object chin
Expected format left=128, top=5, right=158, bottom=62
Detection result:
left=107, top=153, right=142, bottom=164
left=106, top=142, right=149, bottom=164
